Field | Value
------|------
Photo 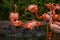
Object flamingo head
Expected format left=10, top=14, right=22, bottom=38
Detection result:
left=45, top=3, right=50, bottom=9
left=13, top=4, right=17, bottom=12
left=27, top=5, right=38, bottom=14
left=45, top=3, right=53, bottom=10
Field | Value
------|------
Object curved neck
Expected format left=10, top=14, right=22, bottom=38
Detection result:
left=49, top=14, right=53, bottom=24
left=13, top=7, right=17, bottom=13
left=13, top=11, right=17, bottom=13
left=13, top=10, right=16, bottom=12
left=35, top=11, right=40, bottom=19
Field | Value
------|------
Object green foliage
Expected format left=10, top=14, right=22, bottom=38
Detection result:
left=0, top=0, right=60, bottom=20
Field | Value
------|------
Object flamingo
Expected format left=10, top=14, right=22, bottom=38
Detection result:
left=45, top=3, right=54, bottom=13
left=9, top=4, right=23, bottom=27
left=8, top=4, right=24, bottom=39
left=45, top=3, right=60, bottom=21
left=54, top=4, right=60, bottom=21
left=23, top=19, right=41, bottom=29
left=54, top=4, right=60, bottom=10
left=49, top=12, right=60, bottom=33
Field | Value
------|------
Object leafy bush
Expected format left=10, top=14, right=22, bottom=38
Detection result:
left=0, top=0, right=60, bottom=20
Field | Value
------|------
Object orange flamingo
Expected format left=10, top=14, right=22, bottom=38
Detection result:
left=23, top=19, right=41, bottom=29
left=45, top=3, right=55, bottom=14
left=9, top=4, right=23, bottom=27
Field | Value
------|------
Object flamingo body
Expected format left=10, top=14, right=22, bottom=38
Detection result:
left=24, top=20, right=41, bottom=29
left=9, top=12, right=23, bottom=27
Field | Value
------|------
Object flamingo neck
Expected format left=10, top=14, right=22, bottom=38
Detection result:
left=49, top=14, right=53, bottom=24
left=35, top=12, right=40, bottom=19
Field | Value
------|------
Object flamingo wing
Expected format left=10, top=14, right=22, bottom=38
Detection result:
left=50, top=24, right=60, bottom=33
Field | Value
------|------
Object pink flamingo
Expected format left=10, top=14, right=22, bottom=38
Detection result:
left=54, top=4, right=60, bottom=10
left=49, top=12, right=60, bottom=33
left=23, top=19, right=41, bottom=29
left=9, top=4, right=23, bottom=27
